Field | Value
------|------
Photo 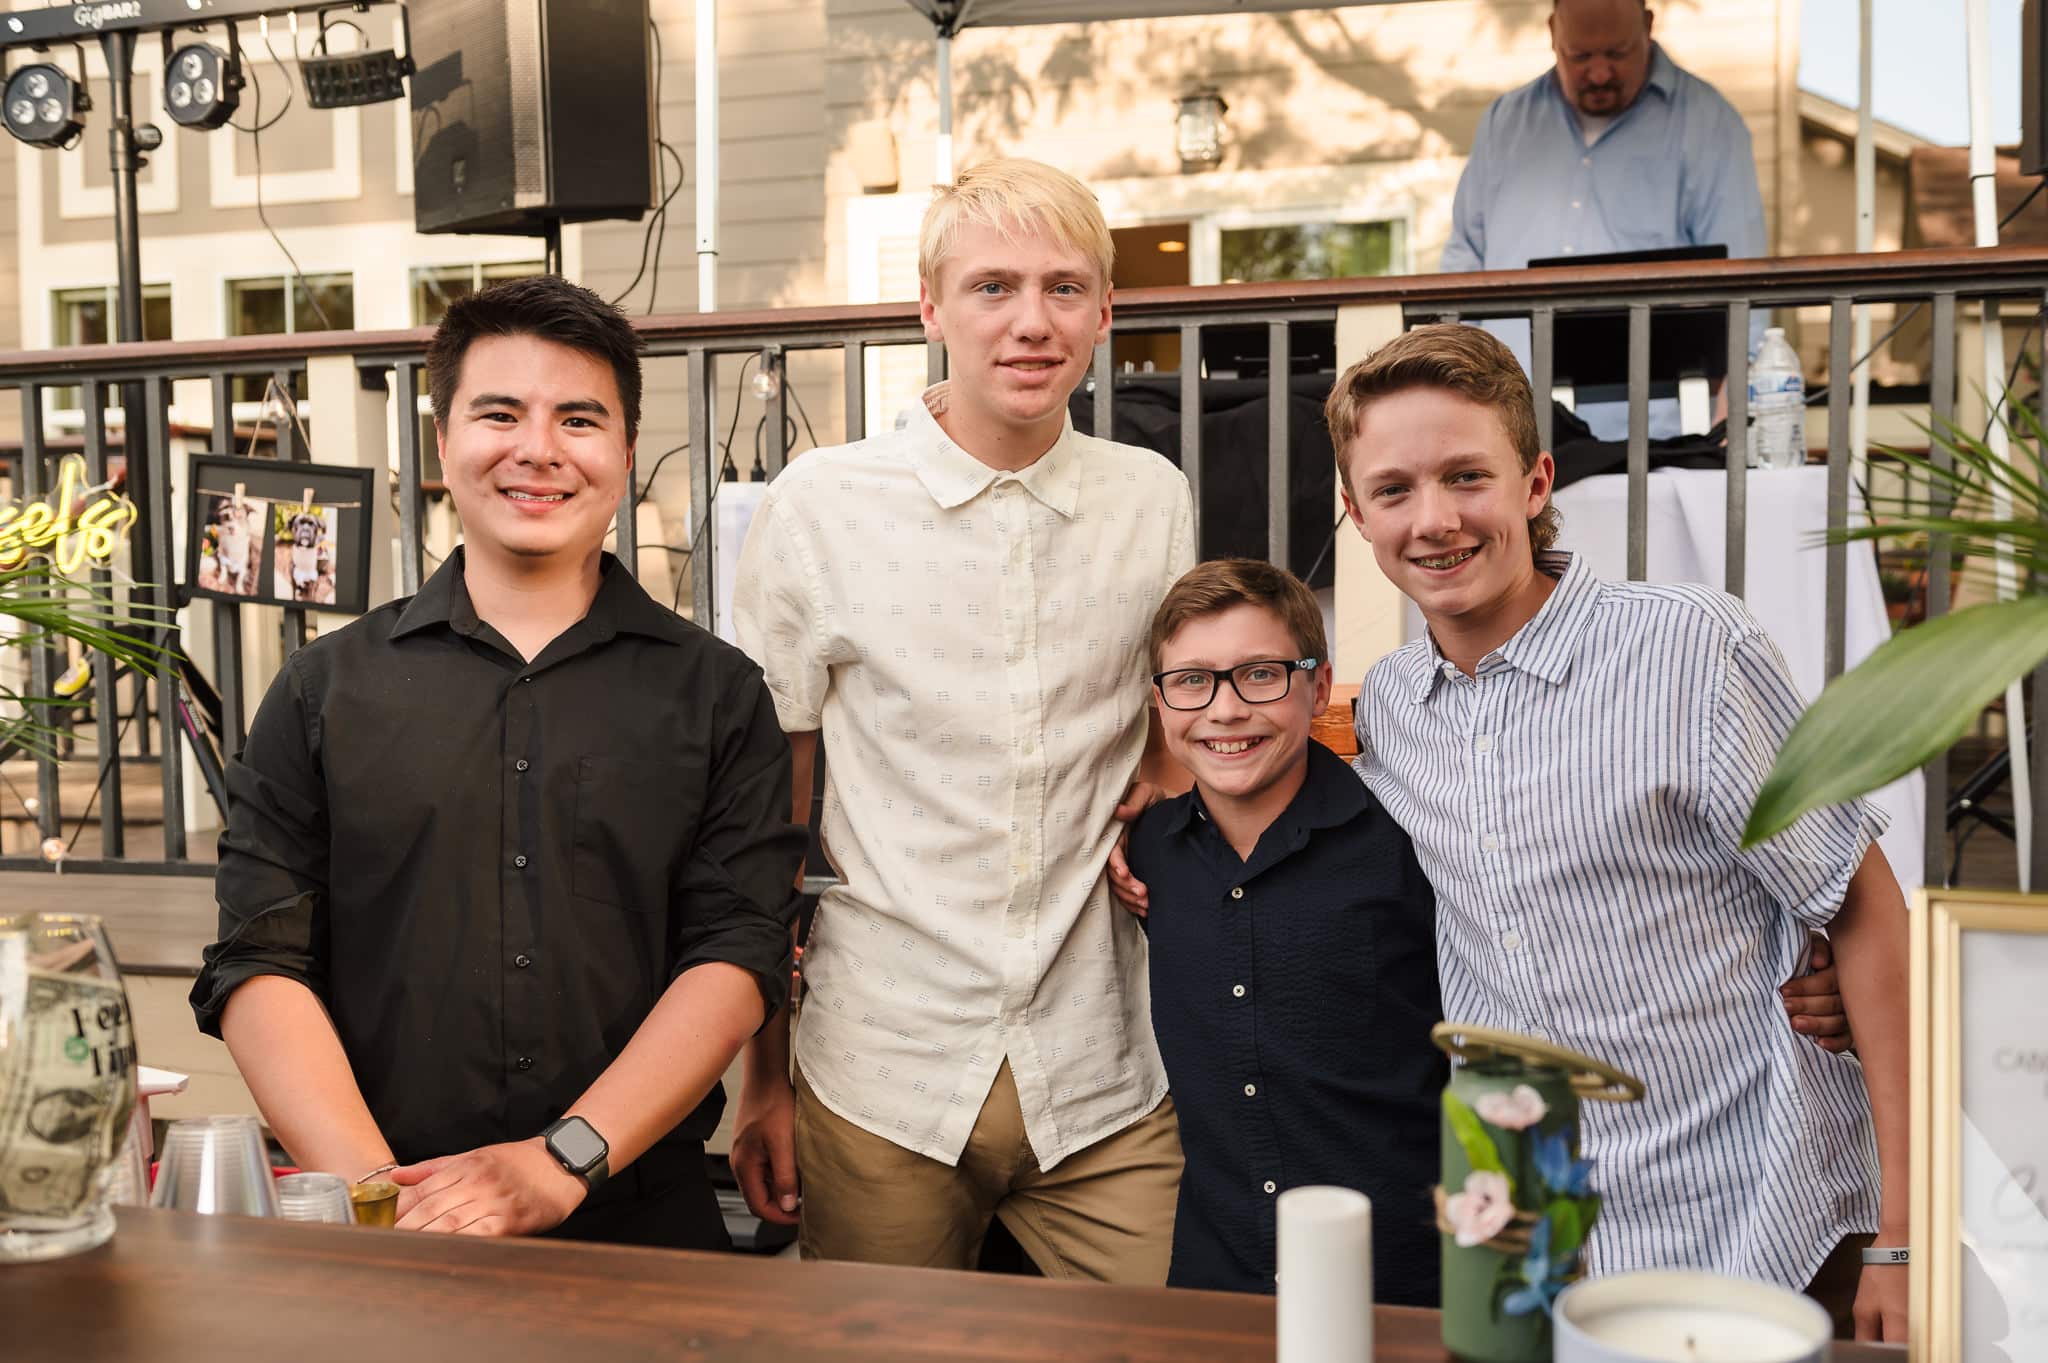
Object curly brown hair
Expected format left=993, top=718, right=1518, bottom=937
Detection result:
left=1324, top=323, right=1560, bottom=553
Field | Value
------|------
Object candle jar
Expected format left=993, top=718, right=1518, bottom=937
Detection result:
left=1432, top=1023, right=1644, bottom=1363
left=1553, top=1269, right=1831, bottom=1363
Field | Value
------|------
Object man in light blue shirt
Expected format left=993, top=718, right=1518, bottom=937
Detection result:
left=1443, top=0, right=1767, bottom=438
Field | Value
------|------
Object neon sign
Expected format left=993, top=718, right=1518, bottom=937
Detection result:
left=0, top=453, right=139, bottom=573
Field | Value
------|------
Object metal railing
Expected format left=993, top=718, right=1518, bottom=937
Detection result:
left=0, top=246, right=2043, bottom=885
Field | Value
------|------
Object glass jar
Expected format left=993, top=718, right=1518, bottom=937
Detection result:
left=1433, top=1023, right=1643, bottom=1363
left=0, top=912, right=137, bottom=1262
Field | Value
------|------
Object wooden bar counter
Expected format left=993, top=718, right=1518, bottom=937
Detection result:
left=5, top=1208, right=1902, bottom=1362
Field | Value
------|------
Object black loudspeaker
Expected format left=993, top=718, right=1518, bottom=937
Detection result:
left=2026, top=0, right=2046, bottom=176
left=407, top=0, right=654, bottom=235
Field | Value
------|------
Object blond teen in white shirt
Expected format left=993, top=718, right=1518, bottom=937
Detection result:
left=731, top=159, right=1194, bottom=1281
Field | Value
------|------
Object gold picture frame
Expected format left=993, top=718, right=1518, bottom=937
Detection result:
left=1910, top=887, right=2048, bottom=1363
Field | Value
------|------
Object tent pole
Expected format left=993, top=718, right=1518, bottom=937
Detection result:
left=937, top=31, right=955, bottom=184
left=696, top=0, right=719, bottom=313
left=1966, top=0, right=2029, bottom=887
left=1850, top=0, right=1873, bottom=496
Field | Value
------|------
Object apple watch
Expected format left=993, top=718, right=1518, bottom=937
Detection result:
left=541, top=1115, right=610, bottom=1191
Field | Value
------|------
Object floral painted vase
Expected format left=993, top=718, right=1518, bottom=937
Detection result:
left=1431, top=1023, right=1645, bottom=1363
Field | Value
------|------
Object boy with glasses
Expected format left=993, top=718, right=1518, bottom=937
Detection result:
left=1125, top=558, right=1442, bottom=1302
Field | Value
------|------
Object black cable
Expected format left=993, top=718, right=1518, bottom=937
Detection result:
left=64, top=671, right=146, bottom=856
left=633, top=440, right=690, bottom=510
left=229, top=22, right=298, bottom=136
left=609, top=18, right=683, bottom=312
left=315, top=14, right=368, bottom=55
left=670, top=449, right=740, bottom=614
left=1802, top=302, right=1926, bottom=409
left=232, top=23, right=334, bottom=331
left=2000, top=178, right=2046, bottom=231
left=786, top=376, right=821, bottom=452
left=1302, top=509, right=1350, bottom=587
left=645, top=142, right=685, bottom=313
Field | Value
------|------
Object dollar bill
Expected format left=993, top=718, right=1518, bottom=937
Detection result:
left=0, top=960, right=136, bottom=1219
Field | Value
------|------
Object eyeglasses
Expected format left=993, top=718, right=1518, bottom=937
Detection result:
left=1151, top=658, right=1319, bottom=711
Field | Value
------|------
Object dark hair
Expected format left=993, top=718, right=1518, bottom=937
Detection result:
left=1324, top=323, right=1560, bottom=553
left=425, top=275, right=645, bottom=442
left=1149, top=558, right=1329, bottom=672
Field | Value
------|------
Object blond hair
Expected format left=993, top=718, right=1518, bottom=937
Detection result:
left=919, top=158, right=1115, bottom=296
left=1324, top=323, right=1561, bottom=554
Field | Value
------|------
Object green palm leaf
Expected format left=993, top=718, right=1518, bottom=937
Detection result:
left=0, top=564, right=176, bottom=761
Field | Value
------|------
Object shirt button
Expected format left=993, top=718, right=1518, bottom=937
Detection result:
left=516, top=1056, right=533, bottom=1071
left=514, top=854, right=529, bottom=869
left=1481, top=834, right=1500, bottom=853
left=1263, top=1180, right=1277, bottom=1195
left=521, top=675, right=534, bottom=683
left=1243, top=1083, right=1257, bottom=1097
left=1474, top=735, right=1494, bottom=755
left=514, top=953, right=532, bottom=968
left=1570, top=199, right=1582, bottom=209
left=1232, top=984, right=1246, bottom=998
left=1581, top=156, right=1592, bottom=166
left=1230, top=887, right=1244, bottom=900
left=515, top=758, right=530, bottom=772
left=1501, top=930, right=1523, bottom=952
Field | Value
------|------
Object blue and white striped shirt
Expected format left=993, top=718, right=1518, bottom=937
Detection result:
left=1357, top=552, right=1882, bottom=1288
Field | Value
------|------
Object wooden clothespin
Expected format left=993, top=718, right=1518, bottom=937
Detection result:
left=233, top=481, right=246, bottom=501
left=302, top=488, right=315, bottom=512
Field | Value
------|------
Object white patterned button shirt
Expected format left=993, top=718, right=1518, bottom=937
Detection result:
left=1356, top=551, right=1883, bottom=1288
left=734, top=384, right=1196, bottom=1169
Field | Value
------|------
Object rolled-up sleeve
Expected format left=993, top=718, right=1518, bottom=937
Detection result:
left=188, top=657, right=331, bottom=1037
left=669, top=666, right=808, bottom=1021
left=1705, top=627, right=1885, bottom=929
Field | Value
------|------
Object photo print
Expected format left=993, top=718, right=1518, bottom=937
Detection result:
left=196, top=489, right=268, bottom=598
left=273, top=502, right=339, bottom=606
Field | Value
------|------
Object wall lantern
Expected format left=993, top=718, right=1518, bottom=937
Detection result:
left=1175, top=86, right=1227, bottom=172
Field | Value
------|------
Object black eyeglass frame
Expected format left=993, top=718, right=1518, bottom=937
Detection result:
left=1150, top=657, right=1321, bottom=711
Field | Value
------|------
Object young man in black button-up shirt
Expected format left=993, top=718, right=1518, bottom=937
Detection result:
left=190, top=277, right=806, bottom=1249
left=1123, top=559, right=1445, bottom=1302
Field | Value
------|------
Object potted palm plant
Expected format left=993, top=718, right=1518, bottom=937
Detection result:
left=1743, top=403, right=2048, bottom=848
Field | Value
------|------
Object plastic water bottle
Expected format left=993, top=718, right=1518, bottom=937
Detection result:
left=1748, top=327, right=1807, bottom=470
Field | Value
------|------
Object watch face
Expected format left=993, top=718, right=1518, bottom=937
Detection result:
left=549, top=1118, right=606, bottom=1173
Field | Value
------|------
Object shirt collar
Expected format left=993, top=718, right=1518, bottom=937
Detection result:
left=904, top=382, right=1083, bottom=518
left=390, top=546, right=691, bottom=647
left=1403, top=550, right=1598, bottom=702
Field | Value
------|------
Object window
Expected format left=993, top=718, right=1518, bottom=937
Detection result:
left=226, top=273, right=355, bottom=402
left=411, top=261, right=545, bottom=327
left=50, top=284, right=173, bottom=412
left=1218, top=221, right=1401, bottom=284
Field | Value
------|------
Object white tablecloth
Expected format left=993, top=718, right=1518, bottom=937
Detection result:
left=1548, top=464, right=1925, bottom=896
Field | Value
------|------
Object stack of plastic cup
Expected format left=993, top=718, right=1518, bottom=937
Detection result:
left=274, top=1173, right=355, bottom=1225
left=148, top=1115, right=281, bottom=1219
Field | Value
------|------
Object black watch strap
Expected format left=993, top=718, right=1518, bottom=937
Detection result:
left=541, top=1116, right=610, bottom=1191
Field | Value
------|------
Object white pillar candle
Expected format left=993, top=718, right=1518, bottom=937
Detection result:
left=1554, top=1271, right=1831, bottom=1363
left=1276, top=1185, right=1372, bottom=1363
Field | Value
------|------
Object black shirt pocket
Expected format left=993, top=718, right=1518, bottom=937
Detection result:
left=571, top=755, right=703, bottom=914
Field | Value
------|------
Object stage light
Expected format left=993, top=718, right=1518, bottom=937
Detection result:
left=163, top=41, right=242, bottom=130
left=300, top=48, right=410, bottom=109
left=3, top=63, right=88, bottom=149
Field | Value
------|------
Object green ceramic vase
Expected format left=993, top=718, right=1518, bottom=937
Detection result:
left=1432, top=1023, right=1644, bottom=1363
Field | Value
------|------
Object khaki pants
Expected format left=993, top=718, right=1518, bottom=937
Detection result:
left=794, top=1060, right=1182, bottom=1284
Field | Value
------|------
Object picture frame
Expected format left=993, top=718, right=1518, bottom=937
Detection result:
left=185, top=454, right=375, bottom=615
left=1909, top=887, right=2048, bottom=1363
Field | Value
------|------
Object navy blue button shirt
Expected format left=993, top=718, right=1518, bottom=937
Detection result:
left=1131, top=740, right=1444, bottom=1303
